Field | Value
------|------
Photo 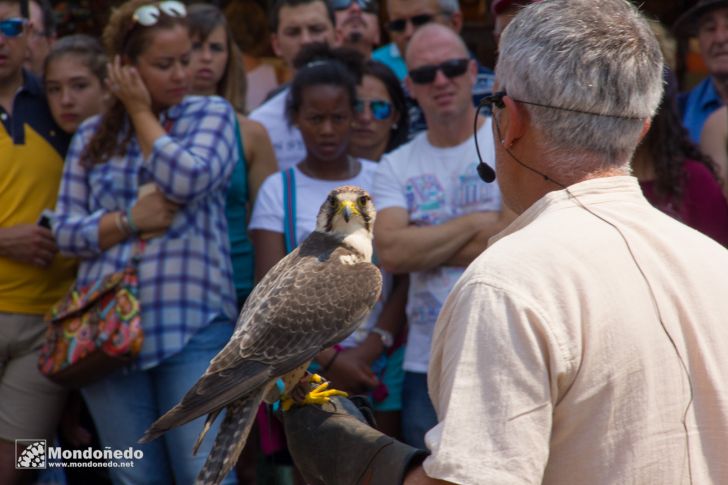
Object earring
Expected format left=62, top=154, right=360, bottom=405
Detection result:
left=391, top=123, right=399, bottom=130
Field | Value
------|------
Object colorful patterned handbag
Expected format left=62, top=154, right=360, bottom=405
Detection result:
left=38, top=252, right=144, bottom=388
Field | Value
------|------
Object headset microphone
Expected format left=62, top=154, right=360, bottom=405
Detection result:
left=477, top=159, right=496, bottom=183
left=473, top=99, right=496, bottom=183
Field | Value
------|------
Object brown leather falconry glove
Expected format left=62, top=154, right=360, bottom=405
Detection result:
left=282, top=396, right=428, bottom=485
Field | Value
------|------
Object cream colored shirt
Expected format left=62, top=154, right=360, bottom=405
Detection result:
left=424, top=176, right=728, bottom=484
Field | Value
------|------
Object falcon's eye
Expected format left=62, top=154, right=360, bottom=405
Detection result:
left=357, top=195, right=369, bottom=206
left=328, top=195, right=338, bottom=205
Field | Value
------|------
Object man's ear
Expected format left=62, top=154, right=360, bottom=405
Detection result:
left=271, top=33, right=282, bottom=58
left=448, top=11, right=463, bottom=33
left=468, top=59, right=477, bottom=85
left=372, top=22, right=381, bottom=46
left=638, top=118, right=652, bottom=143
left=405, top=75, right=417, bottom=103
left=334, top=27, right=345, bottom=47
left=500, top=95, right=528, bottom=148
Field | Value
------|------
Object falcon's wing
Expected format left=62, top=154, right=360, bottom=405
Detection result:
left=143, top=232, right=382, bottom=435
left=232, top=234, right=383, bottom=369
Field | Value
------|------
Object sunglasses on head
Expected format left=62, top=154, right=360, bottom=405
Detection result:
left=409, top=58, right=470, bottom=85
left=0, top=18, right=26, bottom=38
left=355, top=99, right=393, bottom=120
left=387, top=14, right=434, bottom=33
left=132, top=0, right=186, bottom=27
left=331, top=0, right=378, bottom=13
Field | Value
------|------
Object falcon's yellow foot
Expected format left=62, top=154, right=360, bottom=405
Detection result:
left=280, top=373, right=348, bottom=412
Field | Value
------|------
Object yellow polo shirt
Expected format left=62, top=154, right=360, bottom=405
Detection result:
left=0, top=72, right=76, bottom=315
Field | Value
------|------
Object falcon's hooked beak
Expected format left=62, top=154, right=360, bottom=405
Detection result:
left=338, top=200, right=360, bottom=223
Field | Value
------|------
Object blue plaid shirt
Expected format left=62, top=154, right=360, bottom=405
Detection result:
left=53, top=95, right=238, bottom=370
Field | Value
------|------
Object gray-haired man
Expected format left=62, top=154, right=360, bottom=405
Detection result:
left=281, top=1, right=728, bottom=484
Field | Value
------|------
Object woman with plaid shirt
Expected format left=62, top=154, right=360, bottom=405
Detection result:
left=51, top=1, right=238, bottom=483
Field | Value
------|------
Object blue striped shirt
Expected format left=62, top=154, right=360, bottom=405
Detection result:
left=53, top=95, right=238, bottom=370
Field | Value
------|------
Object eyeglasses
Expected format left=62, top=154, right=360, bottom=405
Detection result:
left=481, top=90, right=644, bottom=119
left=331, top=0, right=378, bottom=13
left=409, top=58, right=470, bottom=85
left=387, top=14, right=434, bottom=33
left=0, top=18, right=26, bottom=38
left=355, top=99, right=393, bottom=120
left=132, top=1, right=186, bottom=27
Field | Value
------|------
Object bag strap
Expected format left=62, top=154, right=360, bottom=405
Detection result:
left=282, top=167, right=297, bottom=254
left=129, top=239, right=146, bottom=267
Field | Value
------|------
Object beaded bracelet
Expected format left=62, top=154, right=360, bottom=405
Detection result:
left=125, top=208, right=139, bottom=234
left=115, top=211, right=130, bottom=236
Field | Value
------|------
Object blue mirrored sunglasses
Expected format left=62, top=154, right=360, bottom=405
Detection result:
left=0, top=18, right=26, bottom=38
left=355, top=99, right=393, bottom=121
left=330, top=0, right=378, bottom=13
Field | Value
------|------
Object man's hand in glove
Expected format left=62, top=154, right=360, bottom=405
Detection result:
left=282, top=394, right=433, bottom=485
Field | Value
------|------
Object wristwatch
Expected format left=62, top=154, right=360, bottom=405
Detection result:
left=370, top=327, right=394, bottom=349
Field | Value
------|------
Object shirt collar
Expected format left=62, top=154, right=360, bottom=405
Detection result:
left=696, top=78, right=722, bottom=111
left=159, top=97, right=188, bottom=127
left=18, top=69, right=43, bottom=97
left=491, top=176, right=643, bottom=245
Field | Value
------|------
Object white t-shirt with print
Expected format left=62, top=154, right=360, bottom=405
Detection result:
left=372, top=118, right=501, bottom=373
left=249, top=160, right=386, bottom=347
left=249, top=88, right=305, bottom=172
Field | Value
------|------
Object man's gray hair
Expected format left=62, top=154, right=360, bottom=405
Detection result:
left=496, top=0, right=664, bottom=170
left=438, top=0, right=460, bottom=16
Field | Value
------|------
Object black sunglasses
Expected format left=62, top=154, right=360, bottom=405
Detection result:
left=331, top=0, right=378, bottom=13
left=409, top=58, right=470, bottom=85
left=387, top=14, right=434, bottom=33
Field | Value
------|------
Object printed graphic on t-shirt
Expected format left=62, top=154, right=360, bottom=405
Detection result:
left=406, top=165, right=497, bottom=225
left=410, top=290, right=441, bottom=329
left=406, top=174, right=447, bottom=224
left=454, top=165, right=497, bottom=213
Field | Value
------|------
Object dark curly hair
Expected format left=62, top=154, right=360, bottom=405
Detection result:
left=285, top=42, right=364, bottom=125
left=80, top=0, right=188, bottom=166
left=639, top=69, right=720, bottom=206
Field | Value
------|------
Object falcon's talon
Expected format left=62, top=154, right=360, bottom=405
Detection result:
left=302, top=384, right=348, bottom=406
left=281, top=374, right=348, bottom=411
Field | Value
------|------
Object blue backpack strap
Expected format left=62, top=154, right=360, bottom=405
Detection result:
left=281, top=168, right=297, bottom=254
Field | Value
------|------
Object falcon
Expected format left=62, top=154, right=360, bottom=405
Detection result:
left=139, top=186, right=382, bottom=485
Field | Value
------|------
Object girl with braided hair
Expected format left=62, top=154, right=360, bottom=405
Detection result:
left=51, top=1, right=238, bottom=483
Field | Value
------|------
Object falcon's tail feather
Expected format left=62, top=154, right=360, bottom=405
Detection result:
left=195, top=390, right=264, bottom=485
left=193, top=409, right=222, bottom=455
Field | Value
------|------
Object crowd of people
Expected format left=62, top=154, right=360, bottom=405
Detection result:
left=1, top=0, right=727, bottom=484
